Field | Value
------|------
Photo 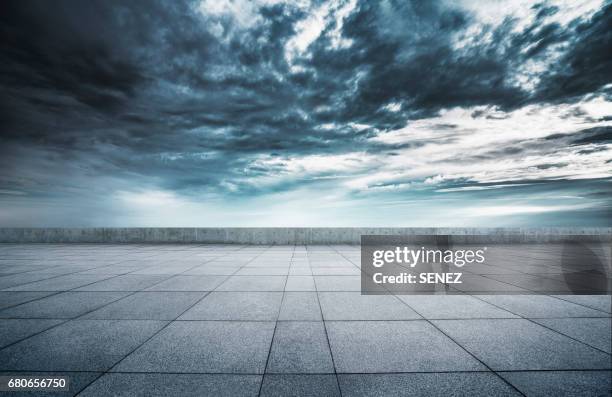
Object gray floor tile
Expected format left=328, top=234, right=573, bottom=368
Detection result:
left=462, top=263, right=523, bottom=275
left=145, top=275, right=228, bottom=291
left=130, top=265, right=196, bottom=275
left=499, top=370, right=612, bottom=397
left=78, top=266, right=147, bottom=275
left=33, top=265, right=101, bottom=275
left=3, top=274, right=115, bottom=291
left=0, top=273, right=65, bottom=290
left=75, top=275, right=169, bottom=291
left=433, top=319, right=612, bottom=370
left=285, top=276, right=316, bottom=291
left=278, top=292, right=322, bottom=321
left=486, top=274, right=595, bottom=293
left=398, top=295, right=518, bottom=319
left=543, top=273, right=611, bottom=293
left=6, top=274, right=113, bottom=291
left=179, top=292, right=282, bottom=321
left=0, top=319, right=64, bottom=347
left=260, top=375, right=340, bottom=397
left=0, top=371, right=102, bottom=397
left=533, top=318, right=612, bottom=353
left=318, top=292, right=421, bottom=320
left=82, top=292, right=206, bottom=320
left=289, top=267, right=312, bottom=275
left=0, top=320, right=167, bottom=371
left=79, top=373, right=261, bottom=397
left=267, top=322, right=334, bottom=373
left=184, top=266, right=241, bottom=275
left=0, top=265, right=53, bottom=275
left=0, top=291, right=55, bottom=309
left=236, top=267, right=289, bottom=276
left=314, top=276, right=361, bottom=291
left=452, top=275, right=529, bottom=293
left=217, top=276, right=286, bottom=291
left=479, top=295, right=609, bottom=318
left=113, top=321, right=275, bottom=373
left=552, top=295, right=612, bottom=313
left=326, top=321, right=485, bottom=373
left=2, top=244, right=610, bottom=397
left=246, top=262, right=290, bottom=268
left=311, top=267, right=360, bottom=276
left=338, top=373, right=520, bottom=396
left=310, top=262, right=352, bottom=268
left=0, top=292, right=130, bottom=319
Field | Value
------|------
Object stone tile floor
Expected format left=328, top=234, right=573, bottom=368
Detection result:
left=0, top=244, right=609, bottom=396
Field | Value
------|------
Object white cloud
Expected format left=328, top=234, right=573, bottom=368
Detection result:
left=116, top=190, right=183, bottom=207
left=456, top=0, right=604, bottom=33
left=436, top=183, right=532, bottom=192
left=465, top=203, right=595, bottom=217
left=453, top=0, right=605, bottom=91
left=383, top=102, right=402, bottom=112
left=285, top=0, right=358, bottom=66
left=196, top=0, right=293, bottom=37
left=285, top=2, right=330, bottom=63
left=327, top=0, right=357, bottom=50
left=350, top=96, right=612, bottom=190
left=250, top=152, right=378, bottom=177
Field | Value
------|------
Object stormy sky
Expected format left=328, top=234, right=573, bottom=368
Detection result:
left=0, top=0, right=610, bottom=227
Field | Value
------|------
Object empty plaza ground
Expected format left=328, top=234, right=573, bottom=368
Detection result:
left=0, top=244, right=610, bottom=396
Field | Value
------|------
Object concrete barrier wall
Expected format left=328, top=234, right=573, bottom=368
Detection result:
left=0, top=228, right=610, bottom=244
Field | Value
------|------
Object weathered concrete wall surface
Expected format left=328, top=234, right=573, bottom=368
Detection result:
left=0, top=228, right=610, bottom=244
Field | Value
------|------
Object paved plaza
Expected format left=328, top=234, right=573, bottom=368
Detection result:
left=0, top=244, right=610, bottom=396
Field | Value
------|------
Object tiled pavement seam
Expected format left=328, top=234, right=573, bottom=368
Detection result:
left=339, top=281, right=526, bottom=393
left=75, top=244, right=269, bottom=395
left=0, top=276, right=172, bottom=350
left=256, top=245, right=294, bottom=396
left=0, top=244, right=235, bottom=308
left=382, top=296, right=528, bottom=396
left=468, top=294, right=612, bottom=355
left=0, top=259, right=132, bottom=295
left=0, top=245, right=246, bottom=371
left=0, top=245, right=609, bottom=396
left=330, top=243, right=611, bottom=319
left=329, top=245, right=610, bottom=395
left=312, top=246, right=344, bottom=397
left=0, top=252, right=216, bottom=323
left=0, top=246, right=171, bottom=308
left=551, top=294, right=612, bottom=313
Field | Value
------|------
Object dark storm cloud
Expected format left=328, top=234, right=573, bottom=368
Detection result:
left=569, top=126, right=612, bottom=145
left=534, top=2, right=612, bottom=102
left=544, top=126, right=612, bottom=145
left=310, top=0, right=611, bottom=125
left=312, top=2, right=525, bottom=124
left=0, top=0, right=610, bottom=200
